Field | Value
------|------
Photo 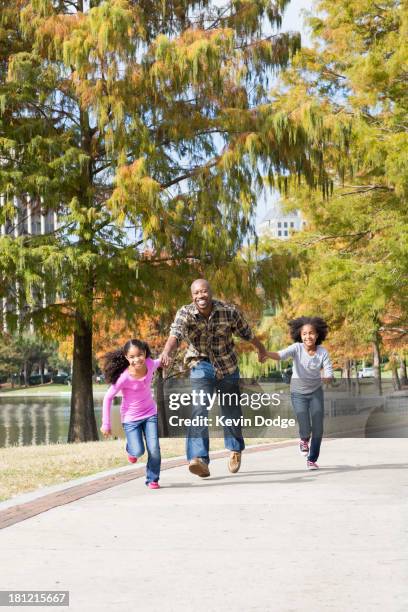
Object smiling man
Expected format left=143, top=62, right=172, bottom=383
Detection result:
left=160, top=279, right=267, bottom=478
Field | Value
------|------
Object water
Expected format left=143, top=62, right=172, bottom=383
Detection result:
left=0, top=396, right=123, bottom=447
left=0, top=380, right=406, bottom=447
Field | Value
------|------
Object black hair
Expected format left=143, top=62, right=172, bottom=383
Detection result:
left=103, top=339, right=152, bottom=384
left=288, top=317, right=328, bottom=345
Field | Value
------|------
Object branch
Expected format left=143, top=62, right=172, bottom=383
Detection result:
left=340, top=185, right=395, bottom=196
left=379, top=326, right=408, bottom=336
left=204, top=5, right=231, bottom=30
left=321, top=68, right=347, bottom=80
left=235, top=32, right=288, bottom=52
left=299, top=231, right=372, bottom=248
left=160, top=159, right=219, bottom=189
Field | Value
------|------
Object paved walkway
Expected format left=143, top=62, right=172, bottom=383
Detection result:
left=0, top=439, right=407, bottom=612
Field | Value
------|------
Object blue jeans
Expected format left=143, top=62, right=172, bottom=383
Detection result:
left=187, top=361, right=245, bottom=464
left=123, top=414, right=161, bottom=483
left=290, top=387, right=324, bottom=462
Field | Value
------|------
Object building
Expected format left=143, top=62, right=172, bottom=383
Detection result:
left=1, top=195, right=58, bottom=332
left=257, top=203, right=305, bottom=240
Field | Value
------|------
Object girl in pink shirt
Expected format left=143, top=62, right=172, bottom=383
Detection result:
left=100, top=339, right=162, bottom=489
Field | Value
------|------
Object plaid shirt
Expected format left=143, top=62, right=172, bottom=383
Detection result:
left=169, top=299, right=254, bottom=377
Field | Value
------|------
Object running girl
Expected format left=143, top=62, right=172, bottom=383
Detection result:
left=265, top=317, right=333, bottom=469
left=100, top=339, right=162, bottom=489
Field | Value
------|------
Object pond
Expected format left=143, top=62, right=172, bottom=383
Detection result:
left=1, top=379, right=406, bottom=447
left=0, top=396, right=124, bottom=447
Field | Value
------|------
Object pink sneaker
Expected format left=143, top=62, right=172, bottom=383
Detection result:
left=299, top=439, right=309, bottom=455
left=307, top=460, right=319, bottom=470
left=147, top=482, right=160, bottom=489
left=127, top=454, right=138, bottom=464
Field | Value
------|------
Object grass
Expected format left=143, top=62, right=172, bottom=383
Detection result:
left=0, top=383, right=108, bottom=395
left=0, top=437, right=281, bottom=502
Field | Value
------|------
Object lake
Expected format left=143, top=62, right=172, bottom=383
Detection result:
left=0, top=396, right=124, bottom=447
left=0, top=379, right=406, bottom=447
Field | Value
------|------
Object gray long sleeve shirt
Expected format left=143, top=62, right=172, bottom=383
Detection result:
left=278, top=342, right=333, bottom=394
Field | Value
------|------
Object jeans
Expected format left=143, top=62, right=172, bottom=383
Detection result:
left=290, top=387, right=324, bottom=462
left=123, top=414, right=161, bottom=483
left=187, top=360, right=245, bottom=464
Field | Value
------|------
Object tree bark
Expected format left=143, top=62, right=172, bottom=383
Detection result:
left=342, top=359, right=351, bottom=390
left=352, top=360, right=360, bottom=395
left=23, top=361, right=29, bottom=387
left=391, top=359, right=401, bottom=391
left=68, top=310, right=98, bottom=442
left=156, top=368, right=168, bottom=437
left=399, top=357, right=407, bottom=386
left=372, top=334, right=382, bottom=396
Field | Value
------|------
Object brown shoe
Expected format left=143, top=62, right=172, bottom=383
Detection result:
left=228, top=451, right=242, bottom=474
left=189, top=458, right=210, bottom=478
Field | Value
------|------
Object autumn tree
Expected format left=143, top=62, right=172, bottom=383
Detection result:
left=0, top=1, right=332, bottom=441
left=256, top=0, right=408, bottom=389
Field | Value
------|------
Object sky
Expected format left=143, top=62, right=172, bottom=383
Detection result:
left=255, top=0, right=315, bottom=226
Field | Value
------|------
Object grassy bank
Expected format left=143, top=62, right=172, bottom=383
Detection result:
left=0, top=383, right=108, bottom=396
left=0, top=437, right=281, bottom=502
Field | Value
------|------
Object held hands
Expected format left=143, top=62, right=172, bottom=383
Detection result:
left=258, top=350, right=280, bottom=363
left=159, top=351, right=172, bottom=368
left=257, top=347, right=268, bottom=363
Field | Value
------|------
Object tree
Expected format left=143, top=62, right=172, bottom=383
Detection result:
left=255, top=0, right=408, bottom=387
left=0, top=0, right=332, bottom=441
left=0, top=332, right=55, bottom=386
left=0, top=335, right=22, bottom=386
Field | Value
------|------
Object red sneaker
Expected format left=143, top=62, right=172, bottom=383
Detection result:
left=307, top=460, right=319, bottom=470
left=127, top=455, right=138, bottom=464
left=147, top=482, right=160, bottom=489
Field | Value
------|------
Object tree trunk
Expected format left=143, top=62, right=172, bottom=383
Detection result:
left=40, top=359, right=45, bottom=384
left=156, top=368, right=168, bottom=437
left=391, top=360, right=401, bottom=391
left=68, top=311, right=98, bottom=442
left=352, top=360, right=360, bottom=395
left=23, top=361, right=29, bottom=387
left=342, top=359, right=351, bottom=390
left=372, top=335, right=382, bottom=396
left=398, top=357, right=407, bottom=386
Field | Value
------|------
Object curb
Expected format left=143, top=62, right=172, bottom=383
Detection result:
left=0, top=440, right=297, bottom=530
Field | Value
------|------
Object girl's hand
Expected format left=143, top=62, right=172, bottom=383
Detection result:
left=100, top=426, right=111, bottom=438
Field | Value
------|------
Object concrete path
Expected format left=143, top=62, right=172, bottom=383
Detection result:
left=0, top=439, right=407, bottom=612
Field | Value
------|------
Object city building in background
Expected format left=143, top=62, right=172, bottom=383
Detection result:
left=0, top=195, right=58, bottom=332
left=257, top=203, right=305, bottom=240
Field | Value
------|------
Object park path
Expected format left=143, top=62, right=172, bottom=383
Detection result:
left=0, top=439, right=407, bottom=612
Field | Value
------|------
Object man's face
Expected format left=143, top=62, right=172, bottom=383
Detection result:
left=191, top=281, right=212, bottom=313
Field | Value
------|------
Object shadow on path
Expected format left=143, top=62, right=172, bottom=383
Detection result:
left=164, top=462, right=408, bottom=488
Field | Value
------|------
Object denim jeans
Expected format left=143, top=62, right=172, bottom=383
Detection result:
left=290, top=387, right=324, bottom=462
left=123, top=414, right=161, bottom=483
left=187, top=360, right=245, bottom=464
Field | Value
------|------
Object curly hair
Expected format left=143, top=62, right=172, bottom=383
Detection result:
left=288, top=317, right=329, bottom=345
left=102, top=339, right=152, bottom=384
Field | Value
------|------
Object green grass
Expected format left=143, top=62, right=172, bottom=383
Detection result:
left=0, top=383, right=108, bottom=395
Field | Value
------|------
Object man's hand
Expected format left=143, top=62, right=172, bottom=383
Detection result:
left=251, top=337, right=267, bottom=363
left=257, top=347, right=268, bottom=363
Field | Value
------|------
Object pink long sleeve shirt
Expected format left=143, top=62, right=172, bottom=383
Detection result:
left=102, top=358, right=161, bottom=430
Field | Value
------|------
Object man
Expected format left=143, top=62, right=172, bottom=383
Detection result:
left=160, top=279, right=267, bottom=478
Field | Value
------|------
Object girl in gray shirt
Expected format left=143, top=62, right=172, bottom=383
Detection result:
left=265, top=317, right=333, bottom=469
